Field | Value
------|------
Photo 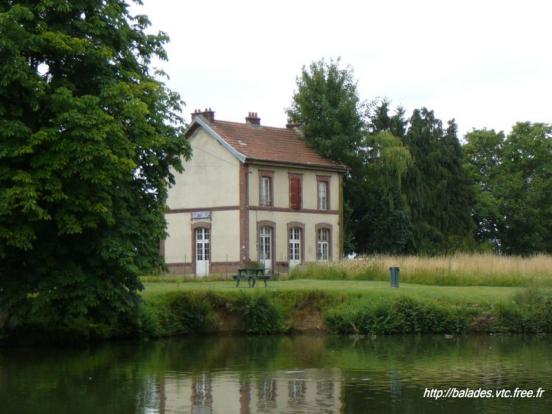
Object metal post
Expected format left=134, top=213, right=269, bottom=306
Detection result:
left=389, top=266, right=400, bottom=288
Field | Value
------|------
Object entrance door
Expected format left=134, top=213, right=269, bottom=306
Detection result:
left=259, top=226, right=273, bottom=272
left=288, top=227, right=301, bottom=269
left=195, top=227, right=210, bottom=276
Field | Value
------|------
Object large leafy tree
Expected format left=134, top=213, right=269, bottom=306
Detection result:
left=287, top=58, right=364, bottom=252
left=463, top=129, right=504, bottom=249
left=0, top=1, right=189, bottom=333
left=497, top=122, right=552, bottom=254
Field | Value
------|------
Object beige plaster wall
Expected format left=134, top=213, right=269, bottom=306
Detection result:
left=167, top=128, right=240, bottom=210
left=211, top=210, right=240, bottom=262
left=165, top=212, right=191, bottom=264
left=248, top=165, right=340, bottom=210
left=165, top=210, right=240, bottom=264
left=248, top=210, right=340, bottom=263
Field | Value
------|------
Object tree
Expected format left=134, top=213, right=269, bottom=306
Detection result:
left=355, top=131, right=413, bottom=253
left=287, top=58, right=364, bottom=252
left=360, top=99, right=413, bottom=253
left=0, top=1, right=190, bottom=333
left=463, top=129, right=504, bottom=249
left=497, top=122, right=552, bottom=254
left=402, top=109, right=474, bottom=253
left=287, top=58, right=364, bottom=167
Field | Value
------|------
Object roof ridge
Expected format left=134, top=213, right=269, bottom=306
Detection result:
left=191, top=118, right=346, bottom=172
left=213, top=119, right=298, bottom=132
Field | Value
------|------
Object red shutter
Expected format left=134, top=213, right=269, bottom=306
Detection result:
left=290, top=176, right=301, bottom=210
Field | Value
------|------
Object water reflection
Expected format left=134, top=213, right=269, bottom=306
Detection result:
left=155, top=368, right=342, bottom=413
left=1, top=335, right=552, bottom=413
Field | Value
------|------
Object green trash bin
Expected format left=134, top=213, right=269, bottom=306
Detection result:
left=389, top=266, right=400, bottom=288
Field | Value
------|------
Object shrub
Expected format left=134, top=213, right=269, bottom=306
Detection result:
left=233, top=294, right=282, bottom=334
left=169, top=293, right=218, bottom=334
left=325, top=296, right=469, bottom=335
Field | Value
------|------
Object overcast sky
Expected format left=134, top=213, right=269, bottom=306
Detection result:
left=133, top=0, right=552, bottom=138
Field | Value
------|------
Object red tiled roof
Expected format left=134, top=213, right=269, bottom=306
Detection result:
left=203, top=120, right=345, bottom=171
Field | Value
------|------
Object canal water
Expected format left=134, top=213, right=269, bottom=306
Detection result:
left=1, top=335, right=551, bottom=413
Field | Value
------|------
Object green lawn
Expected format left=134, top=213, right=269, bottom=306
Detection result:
left=142, top=278, right=526, bottom=305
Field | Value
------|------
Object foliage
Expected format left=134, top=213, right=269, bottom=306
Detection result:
left=233, top=293, right=282, bottom=334
left=136, top=286, right=552, bottom=337
left=287, top=58, right=364, bottom=252
left=497, top=122, right=552, bottom=254
left=363, top=101, right=477, bottom=253
left=6, top=282, right=552, bottom=342
left=401, top=109, right=475, bottom=253
left=288, top=58, right=552, bottom=256
left=463, top=129, right=504, bottom=248
left=356, top=102, right=414, bottom=253
left=286, top=58, right=364, bottom=166
left=325, top=296, right=469, bottom=335
left=0, top=1, right=190, bottom=331
left=465, top=123, right=552, bottom=254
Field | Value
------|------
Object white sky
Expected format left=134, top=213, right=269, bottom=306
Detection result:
left=133, top=0, right=552, bottom=137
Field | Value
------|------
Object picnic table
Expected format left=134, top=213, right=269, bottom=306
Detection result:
left=233, top=267, right=271, bottom=287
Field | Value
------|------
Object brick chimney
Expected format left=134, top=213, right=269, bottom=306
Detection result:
left=191, top=108, right=215, bottom=123
left=245, top=112, right=261, bottom=126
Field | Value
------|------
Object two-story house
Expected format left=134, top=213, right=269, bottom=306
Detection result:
left=162, top=109, right=346, bottom=275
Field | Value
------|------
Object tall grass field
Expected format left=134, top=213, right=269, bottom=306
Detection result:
left=288, top=254, right=552, bottom=287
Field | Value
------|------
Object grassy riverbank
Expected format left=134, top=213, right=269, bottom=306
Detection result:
left=140, top=279, right=552, bottom=337
left=4, top=278, right=552, bottom=343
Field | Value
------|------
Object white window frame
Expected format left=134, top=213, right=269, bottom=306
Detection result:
left=318, top=181, right=328, bottom=210
left=288, top=227, right=301, bottom=261
left=196, top=228, right=210, bottom=261
left=260, top=226, right=272, bottom=260
left=260, top=176, right=272, bottom=207
left=317, top=228, right=330, bottom=261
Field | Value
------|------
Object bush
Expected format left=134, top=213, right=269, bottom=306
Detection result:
left=233, top=294, right=282, bottom=334
left=325, top=296, right=469, bottom=335
left=139, top=292, right=219, bottom=337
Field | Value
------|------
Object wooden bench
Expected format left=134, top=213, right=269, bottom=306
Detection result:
left=233, top=268, right=271, bottom=287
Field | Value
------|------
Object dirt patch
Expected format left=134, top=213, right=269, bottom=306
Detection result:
left=469, top=313, right=497, bottom=332
left=291, top=309, right=327, bottom=333
left=217, top=313, right=241, bottom=332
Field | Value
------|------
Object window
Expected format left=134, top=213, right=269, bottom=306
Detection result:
left=289, top=174, right=302, bottom=210
left=288, top=227, right=301, bottom=261
left=195, top=228, right=210, bottom=261
left=317, top=176, right=330, bottom=210
left=318, top=181, right=328, bottom=210
left=317, top=228, right=330, bottom=261
left=260, top=175, right=272, bottom=206
left=259, top=226, right=272, bottom=260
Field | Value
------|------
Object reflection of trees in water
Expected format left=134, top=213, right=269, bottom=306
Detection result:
left=191, top=373, right=212, bottom=414
left=3, top=335, right=552, bottom=413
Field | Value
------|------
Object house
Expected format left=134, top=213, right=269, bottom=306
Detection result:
left=162, top=109, right=346, bottom=275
